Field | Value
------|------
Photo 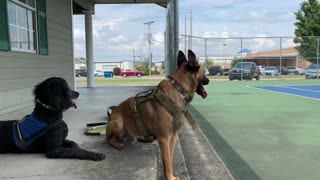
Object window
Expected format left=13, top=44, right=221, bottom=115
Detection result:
left=8, top=0, right=36, bottom=52
left=0, top=0, right=47, bottom=53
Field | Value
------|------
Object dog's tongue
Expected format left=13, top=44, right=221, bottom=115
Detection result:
left=72, top=101, right=77, bottom=109
left=201, top=90, right=208, bottom=99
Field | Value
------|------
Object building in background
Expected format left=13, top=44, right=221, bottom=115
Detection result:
left=74, top=57, right=86, bottom=70
left=243, top=47, right=311, bottom=68
left=94, top=61, right=134, bottom=72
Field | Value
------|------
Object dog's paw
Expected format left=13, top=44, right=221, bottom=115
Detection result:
left=90, top=153, right=106, bottom=161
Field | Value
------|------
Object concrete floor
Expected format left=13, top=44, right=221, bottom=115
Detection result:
left=0, top=86, right=232, bottom=180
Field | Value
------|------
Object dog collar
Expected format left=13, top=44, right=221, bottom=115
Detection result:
left=167, top=76, right=192, bottom=103
left=35, top=99, right=56, bottom=111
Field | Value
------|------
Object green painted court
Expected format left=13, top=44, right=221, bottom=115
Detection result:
left=190, top=80, right=320, bottom=180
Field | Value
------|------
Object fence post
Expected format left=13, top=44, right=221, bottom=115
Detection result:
left=205, top=38, right=207, bottom=70
left=241, top=38, right=243, bottom=81
left=317, top=36, right=319, bottom=79
left=280, top=37, right=282, bottom=79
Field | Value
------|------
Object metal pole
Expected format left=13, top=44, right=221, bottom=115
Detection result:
left=185, top=13, right=187, bottom=54
left=133, top=49, right=136, bottom=76
left=241, top=38, right=243, bottom=80
left=223, top=43, right=226, bottom=68
left=280, top=37, right=282, bottom=79
left=190, top=9, right=192, bottom=49
left=205, top=38, right=207, bottom=69
left=144, top=21, right=154, bottom=76
left=317, top=36, right=319, bottom=79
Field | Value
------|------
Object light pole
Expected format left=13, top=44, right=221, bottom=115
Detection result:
left=223, top=43, right=226, bottom=68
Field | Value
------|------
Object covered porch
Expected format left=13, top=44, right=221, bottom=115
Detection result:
left=0, top=86, right=232, bottom=180
left=72, top=0, right=179, bottom=88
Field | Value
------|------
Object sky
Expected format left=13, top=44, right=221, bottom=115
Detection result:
left=72, top=0, right=305, bottom=62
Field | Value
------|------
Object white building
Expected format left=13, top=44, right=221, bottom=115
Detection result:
left=94, top=61, right=134, bottom=71
left=74, top=57, right=86, bottom=70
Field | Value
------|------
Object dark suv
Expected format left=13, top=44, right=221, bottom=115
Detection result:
left=229, top=62, right=260, bottom=80
left=75, top=69, right=87, bottom=77
left=208, top=66, right=224, bottom=76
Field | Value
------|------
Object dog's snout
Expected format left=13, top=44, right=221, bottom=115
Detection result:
left=72, top=90, right=79, bottom=99
left=202, top=76, right=209, bottom=85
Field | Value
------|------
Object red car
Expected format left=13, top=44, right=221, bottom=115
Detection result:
left=120, top=69, right=144, bottom=77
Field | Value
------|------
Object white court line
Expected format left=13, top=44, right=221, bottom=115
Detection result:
left=275, top=85, right=320, bottom=93
left=247, top=85, right=320, bottom=101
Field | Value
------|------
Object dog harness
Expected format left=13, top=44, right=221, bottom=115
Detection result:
left=130, top=77, right=193, bottom=136
left=12, top=113, right=59, bottom=151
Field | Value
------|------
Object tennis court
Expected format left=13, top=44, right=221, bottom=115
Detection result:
left=250, top=85, right=320, bottom=100
left=190, top=79, right=320, bottom=180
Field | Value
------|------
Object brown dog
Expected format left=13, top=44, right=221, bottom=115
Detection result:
left=106, top=50, right=209, bottom=180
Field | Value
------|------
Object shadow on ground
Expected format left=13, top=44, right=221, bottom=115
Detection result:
left=189, top=105, right=261, bottom=180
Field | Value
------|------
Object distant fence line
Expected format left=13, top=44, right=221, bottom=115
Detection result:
left=179, top=35, right=319, bottom=69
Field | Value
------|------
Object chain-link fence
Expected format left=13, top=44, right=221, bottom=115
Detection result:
left=179, top=35, right=320, bottom=80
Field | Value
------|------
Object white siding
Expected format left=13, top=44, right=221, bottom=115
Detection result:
left=0, top=0, right=74, bottom=120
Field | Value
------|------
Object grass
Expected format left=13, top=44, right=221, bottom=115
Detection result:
left=190, top=79, right=320, bottom=180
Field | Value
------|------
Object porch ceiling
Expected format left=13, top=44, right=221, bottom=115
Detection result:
left=94, top=0, right=168, bottom=7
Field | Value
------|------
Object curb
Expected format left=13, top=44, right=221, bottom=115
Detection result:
left=178, top=124, right=234, bottom=180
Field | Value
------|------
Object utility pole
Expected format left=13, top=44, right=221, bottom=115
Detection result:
left=132, top=49, right=136, bottom=76
left=144, top=21, right=154, bottom=76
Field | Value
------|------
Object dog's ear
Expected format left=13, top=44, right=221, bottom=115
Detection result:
left=187, top=50, right=200, bottom=71
left=177, top=51, right=187, bottom=67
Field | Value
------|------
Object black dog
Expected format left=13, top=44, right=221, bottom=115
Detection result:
left=0, top=77, right=105, bottom=161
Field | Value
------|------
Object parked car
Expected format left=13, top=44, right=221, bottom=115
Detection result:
left=264, top=66, right=279, bottom=76
left=305, top=64, right=320, bottom=79
left=205, top=69, right=209, bottom=76
left=120, top=69, right=144, bottom=77
left=75, top=69, right=87, bottom=77
left=228, top=62, right=260, bottom=80
left=222, top=68, right=230, bottom=76
left=276, top=66, right=288, bottom=75
left=287, top=66, right=304, bottom=75
left=256, top=66, right=265, bottom=75
left=208, top=66, right=223, bottom=76
left=94, top=70, right=104, bottom=77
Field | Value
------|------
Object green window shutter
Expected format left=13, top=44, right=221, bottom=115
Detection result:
left=37, top=0, right=48, bottom=55
left=0, top=0, right=10, bottom=51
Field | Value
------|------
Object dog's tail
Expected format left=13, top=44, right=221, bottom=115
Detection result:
left=107, top=106, right=117, bottom=117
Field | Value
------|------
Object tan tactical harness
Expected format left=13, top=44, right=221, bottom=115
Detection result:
left=130, top=78, right=197, bottom=136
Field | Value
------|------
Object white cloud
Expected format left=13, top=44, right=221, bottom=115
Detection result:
left=282, top=39, right=296, bottom=48
left=203, top=31, right=218, bottom=38
left=73, top=28, right=85, bottom=43
left=110, top=35, right=127, bottom=42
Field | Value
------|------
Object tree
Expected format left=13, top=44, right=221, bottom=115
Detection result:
left=231, top=58, right=241, bottom=67
left=202, top=58, right=214, bottom=69
left=294, top=0, right=320, bottom=63
left=136, top=63, right=149, bottom=75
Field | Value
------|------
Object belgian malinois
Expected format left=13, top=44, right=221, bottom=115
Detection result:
left=106, top=50, right=209, bottom=180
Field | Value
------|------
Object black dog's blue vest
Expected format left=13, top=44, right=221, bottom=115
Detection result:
left=12, top=113, right=52, bottom=151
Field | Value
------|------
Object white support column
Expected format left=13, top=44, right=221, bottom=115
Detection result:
left=84, top=10, right=94, bottom=88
